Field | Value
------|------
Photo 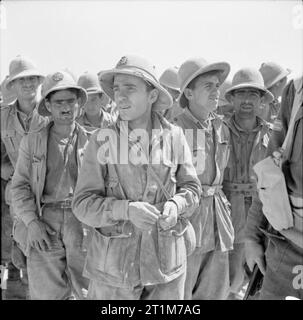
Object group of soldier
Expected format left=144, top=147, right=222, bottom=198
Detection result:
left=1, top=54, right=302, bottom=300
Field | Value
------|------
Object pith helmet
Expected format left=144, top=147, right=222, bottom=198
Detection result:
left=38, top=70, right=87, bottom=116
left=178, top=57, right=230, bottom=108
left=259, top=61, right=291, bottom=89
left=159, top=66, right=180, bottom=92
left=6, top=55, right=44, bottom=90
left=98, top=54, right=173, bottom=111
left=225, top=68, right=274, bottom=104
left=77, top=71, right=103, bottom=94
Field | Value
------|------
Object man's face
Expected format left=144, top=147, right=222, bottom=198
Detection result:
left=186, top=74, right=220, bottom=116
left=230, top=88, right=263, bottom=119
left=12, top=76, right=40, bottom=100
left=84, top=93, right=104, bottom=116
left=46, top=89, right=80, bottom=125
left=113, top=74, right=156, bottom=121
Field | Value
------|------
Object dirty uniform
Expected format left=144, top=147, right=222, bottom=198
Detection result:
left=11, top=122, right=90, bottom=300
left=173, top=108, right=234, bottom=300
left=72, top=111, right=201, bottom=300
left=246, top=78, right=303, bottom=300
left=76, top=109, right=113, bottom=132
left=223, top=115, right=271, bottom=294
left=1, top=100, right=48, bottom=299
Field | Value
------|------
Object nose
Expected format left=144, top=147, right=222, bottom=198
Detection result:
left=115, top=91, right=127, bottom=104
left=23, top=78, right=34, bottom=87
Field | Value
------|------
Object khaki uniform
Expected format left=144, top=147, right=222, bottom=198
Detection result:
left=223, top=114, right=271, bottom=293
left=72, top=112, right=201, bottom=299
left=11, top=122, right=90, bottom=299
left=246, top=78, right=303, bottom=299
left=173, top=108, right=234, bottom=299
left=1, top=101, right=48, bottom=299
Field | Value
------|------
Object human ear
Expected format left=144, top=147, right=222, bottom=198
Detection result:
left=149, top=88, right=159, bottom=104
left=45, top=100, right=51, bottom=112
left=184, top=88, right=193, bottom=101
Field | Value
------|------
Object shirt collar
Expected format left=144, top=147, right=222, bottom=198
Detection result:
left=230, top=114, right=263, bottom=134
left=183, top=107, right=215, bottom=130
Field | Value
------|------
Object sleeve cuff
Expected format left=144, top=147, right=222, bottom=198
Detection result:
left=112, top=200, right=130, bottom=221
left=168, top=196, right=184, bottom=215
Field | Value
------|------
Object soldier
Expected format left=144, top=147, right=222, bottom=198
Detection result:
left=173, top=57, right=234, bottom=300
left=1, top=56, right=47, bottom=299
left=245, top=76, right=303, bottom=299
left=77, top=71, right=113, bottom=131
left=159, top=66, right=184, bottom=122
left=222, top=68, right=274, bottom=299
left=72, top=54, right=201, bottom=300
left=1, top=76, right=16, bottom=299
left=11, top=70, right=90, bottom=299
left=258, top=62, right=291, bottom=123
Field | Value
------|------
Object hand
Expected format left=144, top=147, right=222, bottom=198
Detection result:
left=245, top=241, right=266, bottom=275
left=27, top=219, right=56, bottom=251
left=128, top=202, right=160, bottom=231
left=159, top=201, right=178, bottom=231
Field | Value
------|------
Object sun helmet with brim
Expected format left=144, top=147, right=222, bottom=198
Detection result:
left=38, top=71, right=87, bottom=117
left=225, top=68, right=274, bottom=104
left=178, top=57, right=230, bottom=108
left=98, top=55, right=173, bottom=111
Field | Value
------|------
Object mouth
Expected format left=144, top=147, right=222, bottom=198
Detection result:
left=23, top=88, right=35, bottom=93
left=240, top=104, right=253, bottom=110
left=119, top=105, right=131, bottom=110
left=61, top=111, right=72, bottom=117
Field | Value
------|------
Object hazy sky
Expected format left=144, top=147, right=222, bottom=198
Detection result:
left=1, top=0, right=302, bottom=82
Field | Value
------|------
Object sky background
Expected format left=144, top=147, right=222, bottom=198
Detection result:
left=1, top=0, right=303, bottom=83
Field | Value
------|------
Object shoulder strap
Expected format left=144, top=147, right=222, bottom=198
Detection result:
left=32, top=133, right=43, bottom=216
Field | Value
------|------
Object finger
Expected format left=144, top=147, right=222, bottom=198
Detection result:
left=143, top=209, right=160, bottom=222
left=42, top=233, right=52, bottom=250
left=35, top=241, right=43, bottom=251
left=42, top=239, right=51, bottom=251
left=246, top=259, right=255, bottom=272
left=45, top=224, right=56, bottom=235
left=144, top=203, right=161, bottom=216
left=38, top=239, right=47, bottom=251
left=256, top=257, right=266, bottom=275
left=162, top=203, right=172, bottom=217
